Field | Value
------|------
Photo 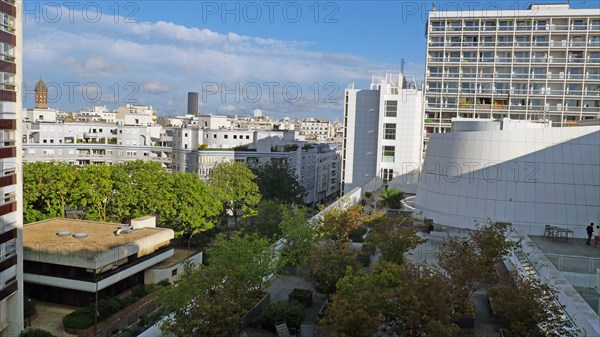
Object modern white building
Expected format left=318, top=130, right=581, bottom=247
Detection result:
left=0, top=1, right=22, bottom=336
left=424, top=3, right=600, bottom=143
left=342, top=73, right=424, bottom=194
left=413, top=121, right=600, bottom=235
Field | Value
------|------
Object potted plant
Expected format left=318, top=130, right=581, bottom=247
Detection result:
left=288, top=288, right=313, bottom=307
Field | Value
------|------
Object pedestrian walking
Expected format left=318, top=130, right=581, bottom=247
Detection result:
left=586, top=223, right=594, bottom=246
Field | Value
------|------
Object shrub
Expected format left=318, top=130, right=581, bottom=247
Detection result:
left=19, top=329, right=58, bottom=337
left=261, top=301, right=305, bottom=332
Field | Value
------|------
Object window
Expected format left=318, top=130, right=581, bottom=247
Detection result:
left=382, top=169, right=394, bottom=184
left=172, top=269, right=178, bottom=276
left=246, top=135, right=250, bottom=139
left=384, top=101, right=397, bottom=117
left=498, top=36, right=512, bottom=46
left=213, top=134, right=217, bottom=138
left=384, top=123, right=396, bottom=140
left=498, top=20, right=513, bottom=31
left=224, top=135, right=228, bottom=139
left=382, top=146, right=395, bottom=162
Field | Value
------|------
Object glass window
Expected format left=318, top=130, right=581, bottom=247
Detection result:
left=498, top=20, right=513, bottom=30
left=384, top=101, right=397, bottom=117
left=384, top=123, right=396, bottom=140
left=382, top=169, right=394, bottom=184
left=382, top=146, right=395, bottom=162
left=498, top=36, right=513, bottom=46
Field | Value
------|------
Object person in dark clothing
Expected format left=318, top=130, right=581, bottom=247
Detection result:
left=586, top=223, right=594, bottom=246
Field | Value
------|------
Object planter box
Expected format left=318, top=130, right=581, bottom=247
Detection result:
left=239, top=292, right=270, bottom=329
left=288, top=288, right=313, bottom=307
left=357, top=254, right=371, bottom=267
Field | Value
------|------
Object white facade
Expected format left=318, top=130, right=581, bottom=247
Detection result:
left=342, top=73, right=424, bottom=194
left=23, top=108, right=57, bottom=123
left=116, top=104, right=157, bottom=126
left=424, top=3, right=600, bottom=143
left=414, top=125, right=600, bottom=235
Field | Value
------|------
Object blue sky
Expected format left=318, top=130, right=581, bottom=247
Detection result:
left=22, top=0, right=599, bottom=120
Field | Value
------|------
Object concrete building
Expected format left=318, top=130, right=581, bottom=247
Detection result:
left=412, top=121, right=600, bottom=235
left=297, top=118, right=334, bottom=142
left=115, top=104, right=157, bottom=126
left=0, top=1, right=22, bottom=335
left=23, top=123, right=171, bottom=168
left=22, top=217, right=181, bottom=307
left=342, top=73, right=424, bottom=195
left=424, top=2, right=600, bottom=145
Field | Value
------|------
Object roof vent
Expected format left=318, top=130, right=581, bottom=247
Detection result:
left=57, top=230, right=71, bottom=237
left=73, top=232, right=88, bottom=239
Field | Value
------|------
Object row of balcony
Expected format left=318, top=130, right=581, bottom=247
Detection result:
left=429, top=41, right=600, bottom=48
left=428, top=73, right=600, bottom=81
left=428, top=57, right=600, bottom=64
left=426, top=88, right=600, bottom=97
left=424, top=103, right=599, bottom=113
left=430, top=25, right=600, bottom=33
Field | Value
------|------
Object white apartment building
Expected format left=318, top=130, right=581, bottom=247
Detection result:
left=342, top=73, right=424, bottom=195
left=0, top=1, right=22, bottom=336
left=116, top=104, right=157, bottom=126
left=23, top=123, right=171, bottom=167
left=425, top=3, right=600, bottom=141
left=301, top=144, right=343, bottom=204
left=297, top=119, right=334, bottom=141
left=77, top=106, right=116, bottom=123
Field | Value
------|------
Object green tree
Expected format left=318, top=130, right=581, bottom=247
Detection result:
left=23, top=162, right=53, bottom=223
left=209, top=161, right=261, bottom=228
left=166, top=172, right=222, bottom=237
left=107, top=161, right=173, bottom=223
left=308, top=241, right=361, bottom=295
left=380, top=187, right=404, bottom=209
left=161, top=233, right=276, bottom=336
left=437, top=221, right=519, bottom=302
left=251, top=160, right=305, bottom=204
left=488, top=275, right=578, bottom=337
left=71, top=164, right=113, bottom=221
left=320, top=262, right=404, bottom=337
left=369, top=216, right=423, bottom=265
left=320, top=262, right=458, bottom=337
left=318, top=205, right=371, bottom=241
left=279, top=206, right=318, bottom=267
left=22, top=162, right=77, bottom=221
left=246, top=200, right=288, bottom=239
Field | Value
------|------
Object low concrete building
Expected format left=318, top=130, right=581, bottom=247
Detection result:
left=22, top=217, right=175, bottom=306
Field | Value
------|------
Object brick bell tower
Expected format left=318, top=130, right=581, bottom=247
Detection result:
left=34, top=78, right=48, bottom=109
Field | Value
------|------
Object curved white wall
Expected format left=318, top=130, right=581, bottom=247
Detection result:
left=415, top=126, right=600, bottom=236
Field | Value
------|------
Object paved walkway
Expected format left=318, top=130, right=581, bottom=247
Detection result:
left=27, top=302, right=76, bottom=337
left=472, top=290, right=501, bottom=337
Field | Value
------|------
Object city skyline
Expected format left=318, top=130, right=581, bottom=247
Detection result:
left=23, top=0, right=599, bottom=120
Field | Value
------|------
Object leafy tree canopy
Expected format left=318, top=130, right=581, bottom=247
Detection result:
left=251, top=160, right=305, bottom=204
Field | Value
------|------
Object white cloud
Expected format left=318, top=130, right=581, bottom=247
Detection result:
left=142, top=81, right=171, bottom=95
left=23, top=6, right=417, bottom=119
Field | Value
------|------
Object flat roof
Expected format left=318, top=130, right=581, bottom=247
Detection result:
left=150, top=248, right=201, bottom=269
left=529, top=236, right=600, bottom=259
left=23, top=218, right=168, bottom=254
